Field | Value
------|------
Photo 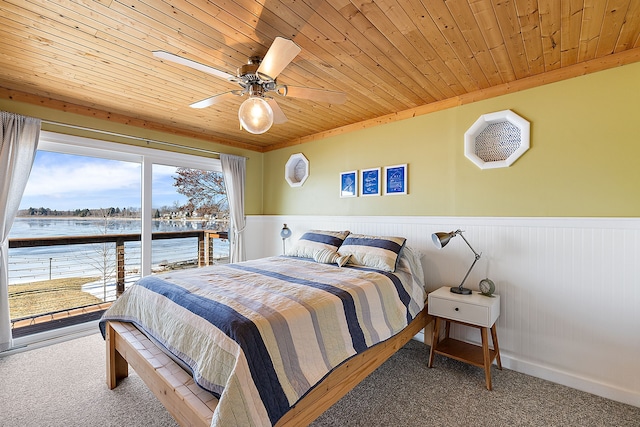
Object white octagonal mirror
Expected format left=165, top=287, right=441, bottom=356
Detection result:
left=285, top=153, right=309, bottom=187
left=464, top=110, right=530, bottom=169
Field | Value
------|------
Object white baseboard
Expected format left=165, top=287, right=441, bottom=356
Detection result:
left=418, top=329, right=640, bottom=408
left=500, top=352, right=640, bottom=408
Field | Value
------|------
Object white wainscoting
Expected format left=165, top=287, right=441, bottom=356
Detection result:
left=245, top=215, right=640, bottom=407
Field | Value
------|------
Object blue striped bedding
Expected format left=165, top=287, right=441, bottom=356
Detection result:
left=99, top=254, right=425, bottom=427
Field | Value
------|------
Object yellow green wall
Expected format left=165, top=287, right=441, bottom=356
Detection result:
left=0, top=99, right=264, bottom=215
left=264, top=61, right=640, bottom=217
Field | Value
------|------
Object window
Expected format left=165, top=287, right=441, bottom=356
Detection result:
left=151, top=164, right=229, bottom=272
left=7, top=131, right=226, bottom=340
left=9, top=151, right=142, bottom=329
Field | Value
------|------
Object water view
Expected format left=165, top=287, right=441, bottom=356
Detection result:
left=8, top=217, right=229, bottom=300
left=9, top=217, right=229, bottom=281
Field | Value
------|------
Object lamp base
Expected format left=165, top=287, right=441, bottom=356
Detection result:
left=450, top=286, right=472, bottom=295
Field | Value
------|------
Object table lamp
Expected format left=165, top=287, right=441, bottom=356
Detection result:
left=280, top=224, right=292, bottom=254
left=432, top=229, right=481, bottom=295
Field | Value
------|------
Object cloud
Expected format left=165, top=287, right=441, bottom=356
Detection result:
left=19, top=152, right=190, bottom=211
left=21, top=153, right=139, bottom=209
left=23, top=155, right=141, bottom=198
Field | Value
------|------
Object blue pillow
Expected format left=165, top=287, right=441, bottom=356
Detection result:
left=339, top=234, right=406, bottom=272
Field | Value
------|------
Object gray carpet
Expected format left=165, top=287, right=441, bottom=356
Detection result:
left=0, top=333, right=177, bottom=427
left=0, top=333, right=638, bottom=426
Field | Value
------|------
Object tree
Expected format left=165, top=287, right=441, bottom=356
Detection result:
left=173, top=168, right=228, bottom=218
left=84, top=208, right=117, bottom=301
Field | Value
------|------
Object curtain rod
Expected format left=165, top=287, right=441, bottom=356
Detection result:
left=41, top=119, right=233, bottom=157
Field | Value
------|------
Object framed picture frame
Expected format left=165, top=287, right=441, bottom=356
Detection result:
left=339, top=170, right=358, bottom=197
left=360, top=167, right=381, bottom=196
left=384, top=164, right=407, bottom=195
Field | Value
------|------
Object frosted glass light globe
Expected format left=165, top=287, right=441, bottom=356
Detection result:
left=238, top=97, right=274, bottom=134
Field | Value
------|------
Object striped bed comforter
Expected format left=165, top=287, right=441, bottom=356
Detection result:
left=99, top=255, right=425, bottom=427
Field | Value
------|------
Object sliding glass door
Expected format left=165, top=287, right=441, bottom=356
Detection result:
left=6, top=131, right=224, bottom=338
left=150, top=164, right=229, bottom=274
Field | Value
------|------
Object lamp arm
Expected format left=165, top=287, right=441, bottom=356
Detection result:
left=457, top=231, right=481, bottom=258
left=455, top=231, right=482, bottom=290
left=458, top=253, right=481, bottom=289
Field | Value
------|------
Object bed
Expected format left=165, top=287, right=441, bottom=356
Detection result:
left=100, top=232, right=431, bottom=427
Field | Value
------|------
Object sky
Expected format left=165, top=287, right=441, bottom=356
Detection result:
left=19, top=151, right=187, bottom=211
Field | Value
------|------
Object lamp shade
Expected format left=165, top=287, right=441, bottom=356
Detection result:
left=432, top=231, right=455, bottom=249
left=280, top=224, right=292, bottom=239
left=238, top=97, right=274, bottom=134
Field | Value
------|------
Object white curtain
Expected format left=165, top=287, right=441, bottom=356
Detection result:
left=220, top=154, right=246, bottom=263
left=0, top=112, right=41, bottom=352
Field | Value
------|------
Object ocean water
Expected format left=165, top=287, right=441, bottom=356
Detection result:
left=8, top=217, right=229, bottom=286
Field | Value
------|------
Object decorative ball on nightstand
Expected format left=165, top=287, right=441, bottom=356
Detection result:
left=479, top=278, right=496, bottom=297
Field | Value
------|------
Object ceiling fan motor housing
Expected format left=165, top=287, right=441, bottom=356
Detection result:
left=237, top=59, right=279, bottom=97
left=238, top=61, right=260, bottom=79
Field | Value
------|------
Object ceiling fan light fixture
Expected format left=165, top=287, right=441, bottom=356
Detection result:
left=238, top=96, right=274, bottom=134
left=154, top=37, right=345, bottom=133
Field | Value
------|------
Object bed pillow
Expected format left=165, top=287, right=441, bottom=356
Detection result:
left=286, top=230, right=351, bottom=259
left=313, top=249, right=351, bottom=267
left=339, top=233, right=406, bottom=272
left=399, top=245, right=426, bottom=290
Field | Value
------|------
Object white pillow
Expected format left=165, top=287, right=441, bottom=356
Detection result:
left=400, top=246, right=426, bottom=290
left=313, top=249, right=351, bottom=267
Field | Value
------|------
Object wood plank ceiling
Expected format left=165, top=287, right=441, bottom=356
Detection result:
left=0, top=1, right=639, bottom=152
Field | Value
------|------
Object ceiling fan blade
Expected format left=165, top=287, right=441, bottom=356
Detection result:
left=153, top=51, right=235, bottom=81
left=190, top=91, right=237, bottom=109
left=257, top=37, right=301, bottom=80
left=266, top=98, right=288, bottom=124
left=282, top=86, right=347, bottom=104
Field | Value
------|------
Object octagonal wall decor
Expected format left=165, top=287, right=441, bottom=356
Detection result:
left=285, top=153, right=309, bottom=187
left=464, top=110, right=530, bottom=169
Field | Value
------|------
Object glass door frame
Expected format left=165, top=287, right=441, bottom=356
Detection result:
left=39, top=131, right=222, bottom=279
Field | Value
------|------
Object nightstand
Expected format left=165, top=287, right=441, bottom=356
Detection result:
left=427, top=286, right=502, bottom=390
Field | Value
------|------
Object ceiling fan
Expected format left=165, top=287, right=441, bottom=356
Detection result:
left=153, top=37, right=347, bottom=134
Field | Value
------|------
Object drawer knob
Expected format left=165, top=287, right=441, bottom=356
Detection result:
left=454, top=307, right=459, bottom=311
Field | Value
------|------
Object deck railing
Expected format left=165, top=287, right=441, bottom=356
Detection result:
left=7, top=230, right=228, bottom=333
left=9, top=230, right=228, bottom=296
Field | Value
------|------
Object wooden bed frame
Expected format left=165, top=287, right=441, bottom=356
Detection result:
left=105, top=307, right=432, bottom=427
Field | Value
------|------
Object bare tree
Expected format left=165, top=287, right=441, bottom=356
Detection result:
left=86, top=208, right=117, bottom=301
left=173, top=168, right=228, bottom=218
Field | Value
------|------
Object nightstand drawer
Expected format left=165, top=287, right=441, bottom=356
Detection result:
left=428, top=297, right=489, bottom=326
left=428, top=287, right=500, bottom=327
